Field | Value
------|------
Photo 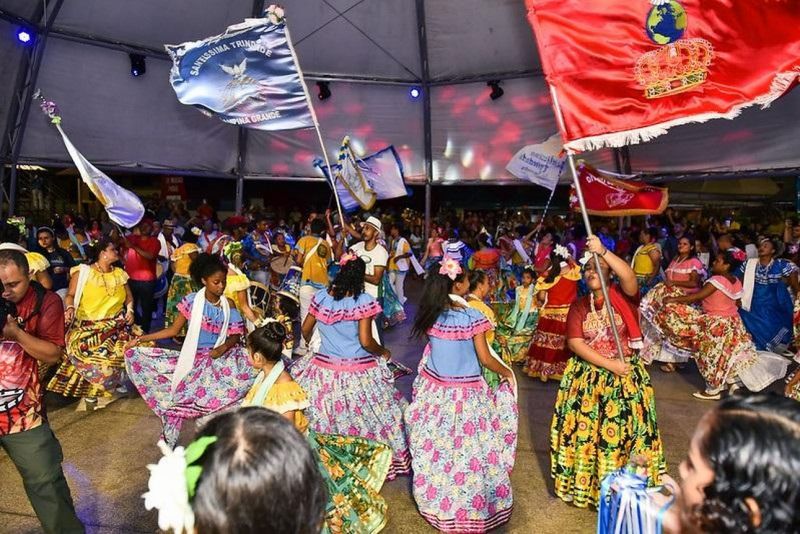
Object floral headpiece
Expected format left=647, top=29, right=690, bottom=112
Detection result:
left=143, top=437, right=217, bottom=533
left=438, top=257, right=463, bottom=280
left=265, top=4, right=285, bottom=25
left=222, top=240, right=242, bottom=261
left=554, top=244, right=571, bottom=260
left=729, top=248, right=747, bottom=262
left=339, top=252, right=358, bottom=267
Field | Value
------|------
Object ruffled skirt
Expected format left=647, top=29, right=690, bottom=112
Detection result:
left=291, top=354, right=411, bottom=479
left=125, top=345, right=257, bottom=446
left=524, top=306, right=570, bottom=381
left=312, top=431, right=391, bottom=534
left=48, top=314, right=140, bottom=398
left=550, top=357, right=665, bottom=509
left=640, top=283, right=696, bottom=364
left=405, top=369, right=518, bottom=532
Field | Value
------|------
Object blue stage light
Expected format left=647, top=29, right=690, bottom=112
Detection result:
left=409, top=87, right=421, bottom=100
left=17, top=29, right=32, bottom=44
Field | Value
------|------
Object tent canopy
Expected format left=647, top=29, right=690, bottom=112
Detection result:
left=1, top=0, right=798, bottom=194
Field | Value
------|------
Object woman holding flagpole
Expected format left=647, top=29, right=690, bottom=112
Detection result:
left=124, top=253, right=256, bottom=446
left=551, top=235, right=665, bottom=509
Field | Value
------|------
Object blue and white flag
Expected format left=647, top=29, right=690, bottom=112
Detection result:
left=335, top=136, right=377, bottom=210
left=316, top=145, right=407, bottom=212
left=165, top=11, right=314, bottom=131
left=506, top=133, right=566, bottom=191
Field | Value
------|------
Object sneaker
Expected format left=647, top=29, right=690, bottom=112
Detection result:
left=692, top=390, right=722, bottom=401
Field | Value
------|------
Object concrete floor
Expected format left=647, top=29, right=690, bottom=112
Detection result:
left=0, top=280, right=747, bottom=534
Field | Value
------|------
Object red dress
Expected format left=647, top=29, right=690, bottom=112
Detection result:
left=524, top=265, right=580, bottom=380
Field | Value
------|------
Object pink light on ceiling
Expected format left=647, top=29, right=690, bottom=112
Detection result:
left=721, top=130, right=754, bottom=143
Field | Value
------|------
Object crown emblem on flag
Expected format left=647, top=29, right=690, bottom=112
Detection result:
left=635, top=38, right=714, bottom=99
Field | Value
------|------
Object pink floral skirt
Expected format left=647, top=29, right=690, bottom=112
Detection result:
left=405, top=369, right=518, bottom=532
left=291, top=353, right=411, bottom=479
left=125, top=346, right=256, bottom=446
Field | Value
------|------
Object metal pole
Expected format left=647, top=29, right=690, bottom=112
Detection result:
left=5, top=0, right=65, bottom=216
left=550, top=83, right=626, bottom=362
left=415, top=0, right=433, bottom=243
left=567, top=152, right=626, bottom=362
left=235, top=127, right=247, bottom=214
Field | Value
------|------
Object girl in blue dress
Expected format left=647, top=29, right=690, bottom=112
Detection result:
left=292, top=253, right=411, bottom=479
left=738, top=238, right=799, bottom=352
left=406, top=258, right=518, bottom=532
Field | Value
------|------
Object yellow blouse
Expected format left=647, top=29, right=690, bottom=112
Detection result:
left=243, top=376, right=310, bottom=433
left=224, top=269, right=251, bottom=305
left=171, top=243, right=200, bottom=276
left=467, top=298, right=497, bottom=345
left=71, top=266, right=128, bottom=321
left=633, top=243, right=660, bottom=277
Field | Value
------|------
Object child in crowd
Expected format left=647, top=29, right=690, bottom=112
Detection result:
left=270, top=290, right=300, bottom=360
left=496, top=266, right=540, bottom=364
left=242, top=322, right=392, bottom=534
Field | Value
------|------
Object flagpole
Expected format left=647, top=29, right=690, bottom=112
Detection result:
left=550, top=86, right=626, bottom=363
left=283, top=23, right=345, bottom=226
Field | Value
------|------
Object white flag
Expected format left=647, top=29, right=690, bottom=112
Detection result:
left=335, top=136, right=377, bottom=210
left=506, top=133, right=566, bottom=191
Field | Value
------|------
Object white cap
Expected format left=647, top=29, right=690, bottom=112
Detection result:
left=365, top=216, right=382, bottom=233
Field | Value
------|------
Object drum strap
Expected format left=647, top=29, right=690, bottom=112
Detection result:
left=72, top=264, right=91, bottom=312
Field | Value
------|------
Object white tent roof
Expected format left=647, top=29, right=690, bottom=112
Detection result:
left=1, top=0, right=798, bottom=191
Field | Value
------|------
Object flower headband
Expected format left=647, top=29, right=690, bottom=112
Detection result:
left=438, top=257, right=463, bottom=280
left=339, top=252, right=358, bottom=267
left=554, top=244, right=571, bottom=260
left=143, top=437, right=217, bottom=533
left=729, top=248, right=747, bottom=262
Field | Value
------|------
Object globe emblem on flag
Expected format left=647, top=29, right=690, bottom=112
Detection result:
left=645, top=1, right=687, bottom=45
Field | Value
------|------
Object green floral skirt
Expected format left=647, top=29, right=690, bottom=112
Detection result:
left=550, top=356, right=665, bottom=508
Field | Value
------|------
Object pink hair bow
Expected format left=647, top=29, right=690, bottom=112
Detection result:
left=339, top=252, right=358, bottom=267
left=438, top=257, right=463, bottom=280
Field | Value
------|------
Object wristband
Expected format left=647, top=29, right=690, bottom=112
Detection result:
left=65, top=305, right=75, bottom=311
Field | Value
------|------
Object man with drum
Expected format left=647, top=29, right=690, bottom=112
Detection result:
left=242, top=217, right=273, bottom=286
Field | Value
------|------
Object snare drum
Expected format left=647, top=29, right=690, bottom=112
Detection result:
left=247, top=281, right=271, bottom=316
left=154, top=262, right=169, bottom=299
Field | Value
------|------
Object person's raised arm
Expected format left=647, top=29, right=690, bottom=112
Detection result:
left=358, top=317, right=390, bottom=359
left=586, top=235, right=638, bottom=297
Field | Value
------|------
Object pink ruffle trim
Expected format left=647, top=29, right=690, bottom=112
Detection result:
left=427, top=317, right=492, bottom=340
left=309, top=299, right=382, bottom=325
left=177, top=300, right=244, bottom=335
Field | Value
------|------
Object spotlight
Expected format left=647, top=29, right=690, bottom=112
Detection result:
left=409, top=87, right=421, bottom=100
left=17, top=28, right=32, bottom=44
left=129, top=53, right=146, bottom=77
left=487, top=80, right=504, bottom=101
left=317, top=81, right=331, bottom=101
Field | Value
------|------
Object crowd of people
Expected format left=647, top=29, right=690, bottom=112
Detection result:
left=3, top=198, right=800, bottom=533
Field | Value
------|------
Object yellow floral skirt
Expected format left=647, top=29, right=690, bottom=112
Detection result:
left=550, top=356, right=665, bottom=508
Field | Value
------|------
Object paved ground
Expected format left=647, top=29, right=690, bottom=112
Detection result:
left=0, top=280, right=757, bottom=534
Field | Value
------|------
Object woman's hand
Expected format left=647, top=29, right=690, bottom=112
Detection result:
left=209, top=346, right=226, bottom=359
left=663, top=296, right=675, bottom=305
left=64, top=307, right=75, bottom=325
left=124, top=337, right=140, bottom=351
left=125, top=309, right=134, bottom=325
left=585, top=235, right=606, bottom=256
left=380, top=348, right=392, bottom=361
left=607, top=359, right=632, bottom=377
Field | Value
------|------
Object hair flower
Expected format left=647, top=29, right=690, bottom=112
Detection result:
left=731, top=248, right=747, bottom=262
left=554, top=244, right=570, bottom=260
left=339, top=252, right=358, bottom=267
left=438, top=257, right=463, bottom=280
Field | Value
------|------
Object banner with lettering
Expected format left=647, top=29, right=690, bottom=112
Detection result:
left=506, top=133, right=565, bottom=190
left=569, top=162, right=668, bottom=216
left=166, top=7, right=314, bottom=131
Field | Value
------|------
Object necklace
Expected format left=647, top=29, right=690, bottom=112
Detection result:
left=93, top=263, right=119, bottom=297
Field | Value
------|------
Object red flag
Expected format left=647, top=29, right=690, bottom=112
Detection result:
left=524, top=1, right=800, bottom=152
left=569, top=162, right=668, bottom=216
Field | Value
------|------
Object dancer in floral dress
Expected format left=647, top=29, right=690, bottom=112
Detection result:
left=640, top=236, right=706, bottom=370
left=406, top=258, right=517, bottom=532
left=663, top=250, right=788, bottom=399
left=495, top=266, right=540, bottom=364
left=551, top=236, right=665, bottom=509
left=524, top=246, right=580, bottom=382
left=292, top=254, right=411, bottom=478
left=243, top=322, right=392, bottom=534
left=125, top=253, right=257, bottom=446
